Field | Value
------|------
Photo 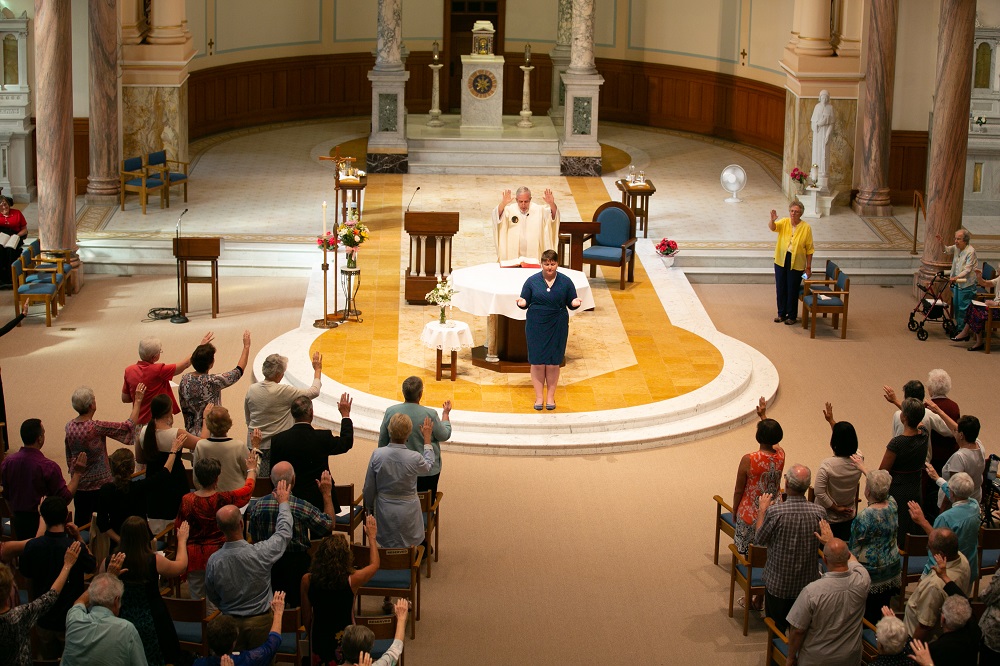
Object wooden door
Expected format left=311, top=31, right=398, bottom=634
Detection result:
left=442, top=0, right=505, bottom=113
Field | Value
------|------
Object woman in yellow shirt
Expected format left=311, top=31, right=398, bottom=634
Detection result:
left=769, top=200, right=814, bottom=325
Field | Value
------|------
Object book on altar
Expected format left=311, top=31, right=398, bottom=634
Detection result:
left=499, top=257, right=541, bottom=268
left=0, top=232, right=21, bottom=249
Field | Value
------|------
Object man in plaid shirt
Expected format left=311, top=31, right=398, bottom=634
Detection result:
left=246, top=462, right=335, bottom=606
left=754, top=463, right=826, bottom=632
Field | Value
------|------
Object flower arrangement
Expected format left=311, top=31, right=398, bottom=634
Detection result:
left=789, top=167, right=809, bottom=184
left=655, top=238, right=679, bottom=257
left=426, top=279, right=458, bottom=324
left=975, top=116, right=988, bottom=127
left=337, top=217, right=370, bottom=268
left=316, top=231, right=340, bottom=251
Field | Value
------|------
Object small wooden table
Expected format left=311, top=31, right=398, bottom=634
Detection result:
left=337, top=174, right=367, bottom=222
left=615, top=178, right=656, bottom=238
left=173, top=237, right=221, bottom=318
left=420, top=320, right=474, bottom=381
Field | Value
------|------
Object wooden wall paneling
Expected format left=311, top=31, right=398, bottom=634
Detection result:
left=888, top=130, right=929, bottom=204
left=73, top=118, right=89, bottom=195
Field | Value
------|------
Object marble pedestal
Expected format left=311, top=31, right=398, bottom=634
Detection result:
left=460, top=55, right=504, bottom=129
left=560, top=71, right=604, bottom=176
left=0, top=117, right=37, bottom=202
left=782, top=91, right=855, bottom=206
left=367, top=69, right=410, bottom=174
left=547, top=47, right=570, bottom=125
left=801, top=186, right=834, bottom=219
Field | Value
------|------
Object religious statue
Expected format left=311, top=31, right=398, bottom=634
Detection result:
left=810, top=90, right=835, bottom=190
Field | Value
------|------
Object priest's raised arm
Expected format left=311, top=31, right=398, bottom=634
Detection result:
left=491, top=186, right=560, bottom=265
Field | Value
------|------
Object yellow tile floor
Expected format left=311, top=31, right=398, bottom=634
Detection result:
left=310, top=175, right=723, bottom=413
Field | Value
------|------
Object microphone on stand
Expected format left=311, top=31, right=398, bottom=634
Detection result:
left=405, top=187, right=421, bottom=213
left=170, top=209, right=191, bottom=324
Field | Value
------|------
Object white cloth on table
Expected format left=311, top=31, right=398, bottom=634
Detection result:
left=420, top=320, right=474, bottom=351
left=449, top=264, right=593, bottom=320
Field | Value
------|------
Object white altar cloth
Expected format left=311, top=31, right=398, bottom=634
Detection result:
left=449, top=264, right=594, bottom=320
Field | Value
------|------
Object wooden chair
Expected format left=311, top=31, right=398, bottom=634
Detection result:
left=763, top=616, right=788, bottom=665
left=146, top=150, right=189, bottom=207
left=274, top=605, right=307, bottom=664
left=860, top=617, right=879, bottom=664
left=0, top=496, right=12, bottom=541
left=799, top=259, right=840, bottom=305
left=418, top=490, right=442, bottom=577
left=354, top=612, right=405, bottom=666
left=899, top=532, right=929, bottom=602
left=20, top=248, right=66, bottom=308
left=975, top=526, right=1000, bottom=598
left=120, top=155, right=165, bottom=214
left=25, top=239, right=75, bottom=297
left=581, top=201, right=637, bottom=290
left=728, top=543, right=766, bottom=636
left=334, top=483, right=365, bottom=543
left=801, top=270, right=850, bottom=338
left=352, top=543, right=423, bottom=639
left=163, top=595, right=219, bottom=656
left=712, top=495, right=737, bottom=566
left=11, top=256, right=59, bottom=327
left=984, top=303, right=1000, bottom=354
left=252, top=476, right=273, bottom=498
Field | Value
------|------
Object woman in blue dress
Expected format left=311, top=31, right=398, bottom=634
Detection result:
left=517, top=249, right=582, bottom=410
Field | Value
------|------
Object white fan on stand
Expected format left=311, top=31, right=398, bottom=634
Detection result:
left=720, top=164, right=747, bottom=203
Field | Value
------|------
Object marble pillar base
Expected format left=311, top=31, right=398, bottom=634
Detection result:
left=85, top=193, right=119, bottom=206
left=852, top=198, right=894, bottom=217
left=122, top=83, right=189, bottom=162
left=782, top=91, right=856, bottom=206
left=561, top=156, right=601, bottom=176
left=548, top=48, right=571, bottom=126
left=561, top=71, right=604, bottom=152
left=367, top=153, right=408, bottom=174
left=368, top=70, right=410, bottom=153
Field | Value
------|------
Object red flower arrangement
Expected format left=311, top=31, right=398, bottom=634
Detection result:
left=655, top=238, right=679, bottom=256
left=316, top=231, right=340, bottom=251
left=789, top=167, right=808, bottom=184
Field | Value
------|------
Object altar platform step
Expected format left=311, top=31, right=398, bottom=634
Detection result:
left=676, top=250, right=931, bottom=285
left=406, top=113, right=561, bottom=175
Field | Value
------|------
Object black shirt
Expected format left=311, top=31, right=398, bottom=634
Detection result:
left=20, top=530, right=97, bottom=631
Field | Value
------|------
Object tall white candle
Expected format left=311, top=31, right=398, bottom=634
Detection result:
left=322, top=201, right=328, bottom=235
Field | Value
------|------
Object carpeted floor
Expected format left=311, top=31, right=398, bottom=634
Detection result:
left=0, top=276, right=995, bottom=665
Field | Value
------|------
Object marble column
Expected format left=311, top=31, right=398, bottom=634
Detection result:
left=120, top=0, right=147, bottom=45
left=367, top=0, right=408, bottom=172
left=147, top=0, right=185, bottom=44
left=86, top=0, right=119, bottom=203
left=567, top=0, right=597, bottom=75
left=34, top=0, right=77, bottom=258
left=548, top=0, right=572, bottom=123
left=560, top=0, right=603, bottom=175
left=836, top=0, right=864, bottom=58
left=852, top=0, right=898, bottom=216
left=920, top=0, right=977, bottom=283
left=794, top=0, right=833, bottom=57
left=788, top=0, right=803, bottom=48
left=374, top=0, right=403, bottom=72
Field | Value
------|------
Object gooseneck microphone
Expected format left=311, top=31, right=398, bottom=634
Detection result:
left=405, top=187, right=421, bottom=213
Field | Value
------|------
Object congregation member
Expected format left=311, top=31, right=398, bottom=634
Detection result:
left=97, top=447, right=148, bottom=542
left=847, top=461, right=901, bottom=624
left=378, top=376, right=451, bottom=499
left=883, top=381, right=952, bottom=441
left=271, top=393, right=354, bottom=512
left=246, top=463, right=335, bottom=607
left=176, top=452, right=258, bottom=606
left=122, top=332, right=214, bottom=424
left=0, top=541, right=80, bottom=666
left=950, top=266, right=1000, bottom=352
left=934, top=228, right=978, bottom=333
left=907, top=472, right=980, bottom=592
left=815, top=402, right=862, bottom=541
left=784, top=521, right=870, bottom=666
left=194, top=406, right=256, bottom=492
left=978, top=558, right=1000, bottom=664
left=141, top=394, right=200, bottom=534
left=878, top=397, right=929, bottom=542
left=340, top=598, right=410, bottom=666
left=301, top=517, right=381, bottom=663
left=64, top=382, right=143, bottom=522
left=180, top=329, right=251, bottom=435
left=1, top=418, right=88, bottom=538
left=206, top=480, right=292, bottom=651
left=928, top=594, right=981, bottom=666
left=922, top=401, right=986, bottom=506
left=62, top=560, right=147, bottom=666
left=19, top=497, right=97, bottom=660
left=753, top=464, right=826, bottom=632
left=492, top=186, right=560, bottom=265
left=903, top=528, right=970, bottom=641
left=768, top=200, right=813, bottom=326
left=364, top=414, right=435, bottom=548
left=244, top=350, right=323, bottom=476
left=925, top=369, right=960, bottom=476
left=196, top=592, right=286, bottom=666
left=870, top=616, right=911, bottom=665
left=0, top=195, right=27, bottom=287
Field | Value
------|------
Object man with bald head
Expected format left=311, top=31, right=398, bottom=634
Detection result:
left=904, top=527, right=970, bottom=641
left=754, top=463, right=827, bottom=632
left=246, top=461, right=335, bottom=606
left=784, top=521, right=870, bottom=665
left=206, top=480, right=292, bottom=652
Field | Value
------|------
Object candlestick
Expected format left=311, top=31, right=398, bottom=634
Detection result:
left=432, top=41, right=439, bottom=62
left=322, top=200, right=328, bottom=235
left=524, top=43, right=531, bottom=65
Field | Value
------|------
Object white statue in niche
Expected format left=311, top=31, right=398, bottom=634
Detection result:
left=811, top=90, right=835, bottom=191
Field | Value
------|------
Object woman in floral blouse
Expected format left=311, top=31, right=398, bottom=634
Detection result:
left=64, top=383, right=145, bottom=523
left=179, top=330, right=251, bottom=435
left=848, top=463, right=901, bottom=624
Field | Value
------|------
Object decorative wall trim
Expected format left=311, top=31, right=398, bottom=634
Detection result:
left=888, top=130, right=929, bottom=204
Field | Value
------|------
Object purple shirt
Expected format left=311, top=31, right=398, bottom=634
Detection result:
left=0, top=447, right=71, bottom=512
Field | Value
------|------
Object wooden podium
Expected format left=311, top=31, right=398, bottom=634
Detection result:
left=404, top=212, right=460, bottom=304
left=173, top=237, right=221, bottom=318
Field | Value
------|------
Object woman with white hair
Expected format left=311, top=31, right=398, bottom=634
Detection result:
left=870, top=615, right=911, bottom=665
left=848, top=464, right=901, bottom=624
left=244, top=351, right=323, bottom=476
left=910, top=471, right=982, bottom=589
left=926, top=369, right=959, bottom=474
left=935, top=228, right=978, bottom=333
left=65, top=383, right=145, bottom=524
left=923, top=402, right=986, bottom=508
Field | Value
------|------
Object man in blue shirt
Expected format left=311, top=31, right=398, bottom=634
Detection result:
left=62, top=565, right=147, bottom=666
left=908, top=471, right=980, bottom=593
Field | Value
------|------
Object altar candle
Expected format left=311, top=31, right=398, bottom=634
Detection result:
left=322, top=201, right=327, bottom=235
left=433, top=41, right=439, bottom=62
left=524, top=43, right=531, bottom=65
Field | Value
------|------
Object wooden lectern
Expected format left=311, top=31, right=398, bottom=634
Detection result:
left=404, top=212, right=460, bottom=304
left=173, top=237, right=222, bottom=318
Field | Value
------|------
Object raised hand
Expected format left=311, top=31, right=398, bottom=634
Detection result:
left=311, top=351, right=323, bottom=370
left=358, top=653, right=373, bottom=666
left=221, top=656, right=235, bottom=666
left=250, top=428, right=262, bottom=450
left=499, top=189, right=514, bottom=209
left=274, top=479, right=291, bottom=504
left=908, top=639, right=933, bottom=666
left=107, top=551, right=129, bottom=578
left=271, top=590, right=286, bottom=616
left=171, top=431, right=186, bottom=454
left=63, top=540, right=81, bottom=568
left=882, top=385, right=897, bottom=405
left=338, top=393, right=352, bottom=417
left=243, top=330, right=251, bottom=347
left=201, top=331, right=215, bottom=345
left=770, top=209, right=778, bottom=223
left=177, top=521, right=190, bottom=542
left=907, top=500, right=925, bottom=523
left=924, top=462, right=940, bottom=482
left=394, top=597, right=410, bottom=621
left=420, top=416, right=433, bottom=444
left=755, top=396, right=767, bottom=420
left=542, top=188, right=555, bottom=208
left=134, top=382, right=147, bottom=401
left=364, top=514, right=377, bottom=542
left=442, top=400, right=452, bottom=417
left=71, top=453, right=88, bottom=475
left=245, top=448, right=259, bottom=473
left=203, top=402, right=215, bottom=418
left=823, top=402, right=835, bottom=425
left=318, top=470, right=333, bottom=496
left=849, top=453, right=867, bottom=474
left=814, top=519, right=833, bottom=545
left=758, top=493, right=774, bottom=513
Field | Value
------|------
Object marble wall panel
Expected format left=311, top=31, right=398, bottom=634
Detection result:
left=366, top=153, right=407, bottom=173
left=561, top=156, right=601, bottom=176
left=122, top=83, right=188, bottom=162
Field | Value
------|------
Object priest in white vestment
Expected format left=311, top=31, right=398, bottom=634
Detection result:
left=492, top=187, right=560, bottom=265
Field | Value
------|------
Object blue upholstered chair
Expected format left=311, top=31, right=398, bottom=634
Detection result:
left=763, top=616, right=788, bottom=665
left=899, top=532, right=929, bottom=602
left=354, top=613, right=405, bottom=665
left=353, top=543, right=423, bottom=639
left=25, top=239, right=75, bottom=296
left=975, top=527, right=1000, bottom=598
left=713, top=495, right=736, bottom=566
left=800, top=259, right=840, bottom=300
left=163, top=595, right=219, bottom=656
left=800, top=270, right=850, bottom=339
left=120, top=155, right=165, bottom=214
left=728, top=543, right=766, bottom=636
left=147, top=150, right=189, bottom=207
left=861, top=617, right=879, bottom=663
left=581, top=201, right=637, bottom=290
left=12, top=256, right=59, bottom=326
left=275, top=605, right=306, bottom=664
left=21, top=248, right=66, bottom=306
left=419, top=490, right=442, bottom=577
left=335, top=483, right=365, bottom=544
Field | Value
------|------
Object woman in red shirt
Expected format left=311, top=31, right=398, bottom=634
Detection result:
left=0, top=197, right=27, bottom=288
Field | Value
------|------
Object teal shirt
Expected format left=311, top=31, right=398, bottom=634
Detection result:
left=923, top=499, right=980, bottom=584
left=378, top=402, right=451, bottom=477
left=62, top=603, right=148, bottom=666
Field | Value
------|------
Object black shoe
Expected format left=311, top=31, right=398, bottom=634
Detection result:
left=968, top=343, right=984, bottom=352
left=773, top=316, right=785, bottom=323
left=784, top=318, right=798, bottom=325
left=951, top=335, right=969, bottom=342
